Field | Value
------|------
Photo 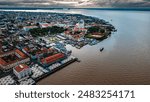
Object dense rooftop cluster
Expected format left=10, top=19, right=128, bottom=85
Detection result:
left=0, top=11, right=115, bottom=85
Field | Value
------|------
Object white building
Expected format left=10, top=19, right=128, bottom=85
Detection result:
left=13, top=64, right=32, bottom=79
left=75, top=19, right=85, bottom=29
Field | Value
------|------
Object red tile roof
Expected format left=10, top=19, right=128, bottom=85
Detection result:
left=36, top=48, right=54, bottom=55
left=41, top=53, right=64, bottom=64
left=24, top=47, right=29, bottom=52
left=14, top=64, right=29, bottom=73
left=15, top=49, right=27, bottom=58
left=0, top=58, right=7, bottom=65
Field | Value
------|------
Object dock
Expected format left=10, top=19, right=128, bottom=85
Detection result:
left=34, top=57, right=78, bottom=84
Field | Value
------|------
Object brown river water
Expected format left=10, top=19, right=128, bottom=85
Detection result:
left=36, top=9, right=150, bottom=85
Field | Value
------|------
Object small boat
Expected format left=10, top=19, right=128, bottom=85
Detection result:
left=100, top=47, right=104, bottom=52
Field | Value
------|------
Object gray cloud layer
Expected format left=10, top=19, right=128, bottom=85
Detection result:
left=0, top=0, right=150, bottom=7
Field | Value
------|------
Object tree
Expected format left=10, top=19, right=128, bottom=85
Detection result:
left=18, top=25, right=23, bottom=29
left=88, top=26, right=100, bottom=33
left=100, top=29, right=105, bottom=33
left=29, top=26, right=65, bottom=37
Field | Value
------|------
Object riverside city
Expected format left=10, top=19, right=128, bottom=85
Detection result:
left=0, top=11, right=115, bottom=85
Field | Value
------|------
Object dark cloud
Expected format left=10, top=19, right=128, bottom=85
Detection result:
left=0, top=0, right=149, bottom=7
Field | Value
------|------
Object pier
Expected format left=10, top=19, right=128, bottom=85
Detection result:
left=34, top=57, right=78, bottom=84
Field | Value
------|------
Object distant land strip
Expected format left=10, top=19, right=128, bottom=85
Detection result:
left=0, top=7, right=150, bottom=11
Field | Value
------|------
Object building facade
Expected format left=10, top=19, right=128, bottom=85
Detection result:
left=13, top=64, right=32, bottom=79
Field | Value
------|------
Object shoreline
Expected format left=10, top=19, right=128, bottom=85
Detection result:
left=0, top=10, right=115, bottom=85
left=0, top=7, right=150, bottom=11
left=0, top=56, right=78, bottom=85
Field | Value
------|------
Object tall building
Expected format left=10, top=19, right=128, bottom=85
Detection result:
left=79, top=19, right=85, bottom=28
left=76, top=19, right=85, bottom=29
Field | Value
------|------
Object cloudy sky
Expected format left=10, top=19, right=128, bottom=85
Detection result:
left=0, top=0, right=150, bottom=7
